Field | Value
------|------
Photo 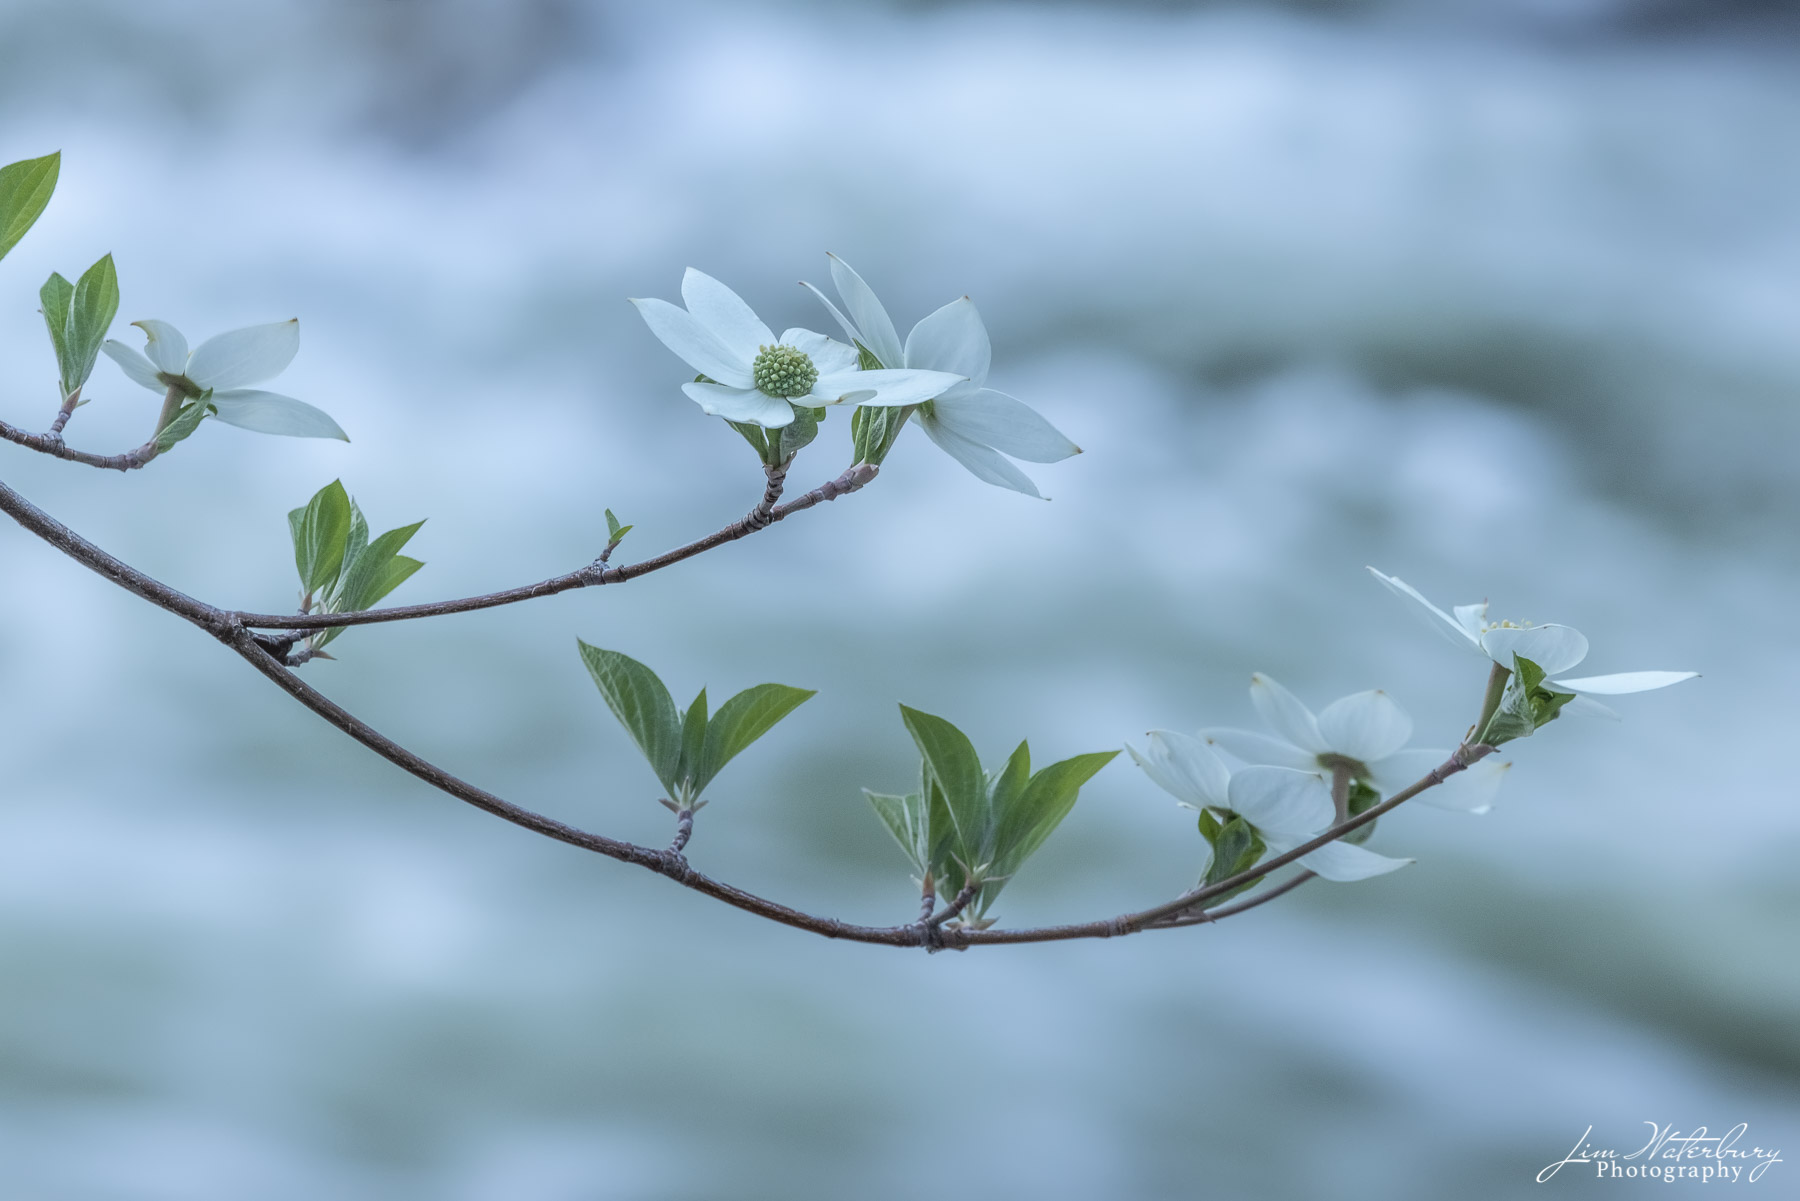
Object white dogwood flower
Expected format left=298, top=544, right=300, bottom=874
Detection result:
left=1128, top=730, right=1412, bottom=883
left=632, top=268, right=964, bottom=430
left=101, top=318, right=346, bottom=439
left=1202, top=673, right=1509, bottom=814
left=1368, top=568, right=1698, bottom=696
left=804, top=253, right=1080, bottom=498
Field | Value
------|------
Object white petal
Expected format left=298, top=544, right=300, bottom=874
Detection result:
left=1482, top=624, right=1589, bottom=677
left=800, top=281, right=871, bottom=359
left=679, top=381, right=795, bottom=428
left=827, top=253, right=904, bottom=371
left=779, top=327, right=858, bottom=376
left=101, top=340, right=165, bottom=391
left=1294, top=840, right=1414, bottom=882
left=1317, top=690, right=1413, bottom=762
left=1367, top=568, right=1483, bottom=651
left=1563, top=695, right=1621, bottom=720
left=208, top=389, right=348, bottom=440
left=930, top=388, right=1079, bottom=464
left=1226, top=766, right=1334, bottom=837
left=185, top=319, right=299, bottom=391
left=1197, top=727, right=1317, bottom=771
left=131, top=319, right=188, bottom=374
left=1365, top=748, right=1446, bottom=796
left=1549, top=670, right=1698, bottom=695
left=1452, top=602, right=1489, bottom=639
left=902, top=297, right=991, bottom=384
left=813, top=367, right=965, bottom=407
left=680, top=269, right=773, bottom=361
left=1412, top=759, right=1510, bottom=815
left=1127, top=730, right=1230, bottom=810
left=629, top=297, right=754, bottom=389
left=916, top=417, right=1043, bottom=497
left=1249, top=673, right=1327, bottom=753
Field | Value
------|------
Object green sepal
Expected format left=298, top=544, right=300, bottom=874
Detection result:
left=0, top=152, right=59, bottom=264
left=577, top=642, right=682, bottom=798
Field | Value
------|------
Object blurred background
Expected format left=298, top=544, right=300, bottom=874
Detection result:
left=0, top=0, right=1794, bottom=1197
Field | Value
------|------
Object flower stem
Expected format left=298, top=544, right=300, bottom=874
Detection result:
left=153, top=383, right=184, bottom=441
left=1330, top=762, right=1353, bottom=825
left=1472, top=660, right=1511, bottom=744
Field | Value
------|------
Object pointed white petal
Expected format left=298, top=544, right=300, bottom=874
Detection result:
left=1452, top=602, right=1488, bottom=639
left=1198, top=727, right=1318, bottom=770
left=779, top=327, right=858, bottom=376
left=680, top=269, right=774, bottom=361
left=629, top=297, right=754, bottom=388
left=799, top=281, right=870, bottom=358
left=916, top=417, right=1043, bottom=497
left=1365, top=748, right=1446, bottom=796
left=185, top=319, right=299, bottom=391
left=208, top=389, right=348, bottom=440
left=101, top=340, right=165, bottom=391
left=1563, top=695, right=1621, bottom=720
left=1367, top=568, right=1483, bottom=651
left=930, top=388, right=1079, bottom=464
left=902, top=297, right=991, bottom=384
left=1226, top=766, right=1334, bottom=837
left=680, top=381, right=795, bottom=428
left=1549, top=670, right=1698, bottom=695
left=814, top=367, right=965, bottom=407
left=1293, top=840, right=1414, bottom=882
left=1127, top=731, right=1231, bottom=810
left=1248, top=673, right=1327, bottom=753
left=1317, top=690, right=1413, bottom=762
left=1412, top=759, right=1509, bottom=814
left=1482, top=624, right=1589, bottom=677
left=131, top=319, right=188, bottom=374
left=827, top=253, right=904, bottom=371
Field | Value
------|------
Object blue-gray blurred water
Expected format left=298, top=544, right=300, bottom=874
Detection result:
left=0, top=2, right=1794, bottom=1197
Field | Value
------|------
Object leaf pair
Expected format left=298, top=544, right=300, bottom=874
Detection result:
left=287, top=481, right=426, bottom=651
left=850, top=402, right=912, bottom=467
left=1479, top=654, right=1576, bottom=745
left=866, top=706, right=1117, bottom=925
left=0, top=152, right=58, bottom=266
left=727, top=403, right=824, bottom=468
left=40, top=255, right=118, bottom=403
left=577, top=643, right=814, bottom=810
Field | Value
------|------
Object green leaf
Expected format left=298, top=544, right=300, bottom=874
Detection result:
left=39, top=271, right=73, bottom=394
left=725, top=416, right=770, bottom=462
left=898, top=706, right=988, bottom=867
left=0, top=152, right=59, bottom=264
left=777, top=405, right=824, bottom=463
left=577, top=642, right=682, bottom=797
left=289, top=480, right=353, bottom=597
left=696, top=683, right=815, bottom=795
left=991, top=750, right=1117, bottom=881
left=985, top=741, right=1033, bottom=861
left=153, top=399, right=211, bottom=452
left=864, top=790, right=928, bottom=875
left=1200, top=814, right=1266, bottom=905
left=677, top=688, right=709, bottom=801
left=851, top=404, right=913, bottom=466
left=604, top=508, right=633, bottom=543
left=339, top=520, right=425, bottom=612
left=1481, top=654, right=1578, bottom=746
left=64, top=253, right=118, bottom=393
left=854, top=342, right=885, bottom=371
left=1342, top=778, right=1381, bottom=846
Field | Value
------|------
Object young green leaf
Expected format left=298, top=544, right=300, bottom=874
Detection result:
left=0, top=152, right=59, bottom=264
left=696, top=683, right=815, bottom=794
left=864, top=790, right=929, bottom=876
left=578, top=642, right=682, bottom=797
left=726, top=418, right=770, bottom=462
left=39, top=271, right=73, bottom=392
left=153, top=399, right=211, bottom=452
left=677, top=688, right=709, bottom=801
left=604, top=508, right=633, bottom=543
left=898, top=706, right=988, bottom=866
left=990, top=749, right=1118, bottom=880
left=777, top=405, right=823, bottom=463
left=338, top=520, right=425, bottom=612
left=65, top=253, right=118, bottom=393
left=1199, top=815, right=1266, bottom=905
left=289, top=480, right=353, bottom=597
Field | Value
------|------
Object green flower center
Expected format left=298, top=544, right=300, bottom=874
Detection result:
left=751, top=344, right=818, bottom=399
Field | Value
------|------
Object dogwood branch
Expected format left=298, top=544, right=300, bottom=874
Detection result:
left=0, top=414, right=162, bottom=471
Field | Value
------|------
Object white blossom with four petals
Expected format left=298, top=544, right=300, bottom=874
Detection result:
left=631, top=269, right=965, bottom=430
left=805, top=254, right=1080, bottom=498
left=101, top=318, right=346, bottom=440
left=1201, top=673, right=1510, bottom=814
left=1127, top=728, right=1414, bottom=883
left=1368, top=568, right=1698, bottom=701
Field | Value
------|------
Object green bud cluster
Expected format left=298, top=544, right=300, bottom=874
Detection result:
left=751, top=343, right=818, bottom=398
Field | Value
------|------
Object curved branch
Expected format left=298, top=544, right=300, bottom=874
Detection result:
left=231, top=462, right=875, bottom=631
left=1, top=416, right=160, bottom=471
